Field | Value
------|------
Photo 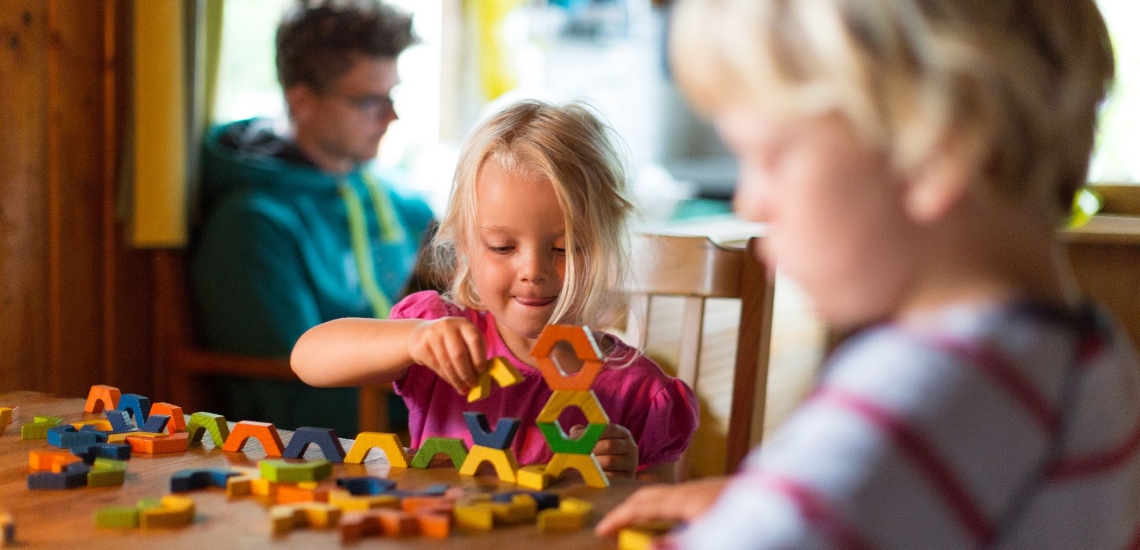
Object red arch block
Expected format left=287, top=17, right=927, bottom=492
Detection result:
left=222, top=421, right=285, bottom=457
left=531, top=325, right=604, bottom=391
left=84, top=385, right=121, bottom=414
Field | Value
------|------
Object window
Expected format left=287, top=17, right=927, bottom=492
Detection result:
left=1092, top=0, right=1139, bottom=183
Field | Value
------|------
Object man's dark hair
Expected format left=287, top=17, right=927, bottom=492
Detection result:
left=276, top=0, right=416, bottom=92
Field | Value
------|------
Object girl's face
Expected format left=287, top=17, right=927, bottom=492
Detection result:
left=714, top=108, right=920, bottom=328
left=467, top=159, right=568, bottom=353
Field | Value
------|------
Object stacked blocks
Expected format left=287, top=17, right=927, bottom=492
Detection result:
left=28, top=462, right=90, bottom=490
left=223, top=421, right=285, bottom=456
left=532, top=325, right=611, bottom=488
left=186, top=412, right=229, bottom=447
left=29, top=450, right=82, bottom=472
left=467, top=356, right=524, bottom=403
left=345, top=432, right=408, bottom=467
left=410, top=437, right=468, bottom=468
left=115, top=394, right=151, bottom=425
left=282, top=427, right=345, bottom=462
left=21, top=415, right=63, bottom=440
left=84, top=385, right=121, bottom=413
left=458, top=412, right=521, bottom=483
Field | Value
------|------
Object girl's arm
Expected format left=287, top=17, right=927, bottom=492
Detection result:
left=638, top=461, right=678, bottom=483
left=291, top=316, right=487, bottom=392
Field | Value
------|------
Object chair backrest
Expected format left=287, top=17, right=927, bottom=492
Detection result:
left=626, top=233, right=775, bottom=476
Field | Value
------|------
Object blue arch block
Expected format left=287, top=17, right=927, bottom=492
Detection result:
left=140, top=414, right=170, bottom=434
left=171, top=469, right=239, bottom=492
left=282, top=427, right=346, bottom=462
left=463, top=412, right=521, bottom=450
left=115, top=394, right=151, bottom=424
left=336, top=476, right=396, bottom=496
left=104, top=410, right=136, bottom=434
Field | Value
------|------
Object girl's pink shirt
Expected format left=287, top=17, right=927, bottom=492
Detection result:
left=391, top=291, right=700, bottom=471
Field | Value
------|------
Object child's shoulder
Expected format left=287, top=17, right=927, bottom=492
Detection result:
left=389, top=291, right=479, bottom=323
left=598, top=334, right=690, bottom=389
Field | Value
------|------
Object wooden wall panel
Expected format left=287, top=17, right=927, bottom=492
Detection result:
left=1069, top=243, right=1140, bottom=350
left=0, top=1, right=50, bottom=393
left=0, top=0, right=156, bottom=399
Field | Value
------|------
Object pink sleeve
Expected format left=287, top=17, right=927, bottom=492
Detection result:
left=637, top=377, right=700, bottom=471
left=388, top=291, right=462, bottom=397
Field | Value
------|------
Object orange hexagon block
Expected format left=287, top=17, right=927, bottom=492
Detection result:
left=530, top=325, right=604, bottom=391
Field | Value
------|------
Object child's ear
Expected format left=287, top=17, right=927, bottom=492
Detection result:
left=903, top=132, right=978, bottom=224
left=284, top=84, right=316, bottom=124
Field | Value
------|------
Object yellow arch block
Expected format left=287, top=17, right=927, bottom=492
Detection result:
left=544, top=452, right=610, bottom=488
left=458, top=445, right=519, bottom=483
left=536, top=390, right=609, bottom=425
left=468, top=357, right=524, bottom=403
left=345, top=432, right=408, bottom=467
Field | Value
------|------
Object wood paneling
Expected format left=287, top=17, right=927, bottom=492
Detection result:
left=0, top=1, right=156, bottom=399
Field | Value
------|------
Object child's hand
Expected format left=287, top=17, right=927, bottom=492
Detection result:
left=594, top=477, right=729, bottom=537
left=571, top=423, right=638, bottom=478
left=406, top=317, right=487, bottom=395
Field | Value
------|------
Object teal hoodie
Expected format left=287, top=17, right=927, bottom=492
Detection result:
left=191, top=118, right=433, bottom=434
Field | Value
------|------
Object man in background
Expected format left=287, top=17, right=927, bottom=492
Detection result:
left=192, top=0, right=433, bottom=436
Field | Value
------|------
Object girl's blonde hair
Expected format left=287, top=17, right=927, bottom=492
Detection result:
left=433, top=100, right=635, bottom=328
left=670, top=0, right=1115, bottom=222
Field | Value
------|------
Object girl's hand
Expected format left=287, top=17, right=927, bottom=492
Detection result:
left=571, top=423, right=638, bottom=478
left=406, top=317, right=487, bottom=395
left=594, top=477, right=729, bottom=537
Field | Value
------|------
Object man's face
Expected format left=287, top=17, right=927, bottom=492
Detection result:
left=290, top=54, right=400, bottom=171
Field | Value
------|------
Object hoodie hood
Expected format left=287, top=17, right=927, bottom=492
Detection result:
left=201, top=118, right=359, bottom=209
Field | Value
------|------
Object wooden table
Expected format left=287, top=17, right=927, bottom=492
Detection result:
left=0, top=392, right=635, bottom=549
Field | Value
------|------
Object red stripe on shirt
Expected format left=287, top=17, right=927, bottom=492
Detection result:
left=815, top=387, right=996, bottom=545
left=744, top=471, right=876, bottom=550
left=928, top=337, right=1060, bottom=436
left=1049, top=419, right=1140, bottom=480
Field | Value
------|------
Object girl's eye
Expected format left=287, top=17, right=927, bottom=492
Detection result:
left=489, top=245, right=514, bottom=254
left=553, top=247, right=566, bottom=255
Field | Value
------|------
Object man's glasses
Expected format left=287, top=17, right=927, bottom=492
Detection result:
left=336, top=93, right=396, bottom=118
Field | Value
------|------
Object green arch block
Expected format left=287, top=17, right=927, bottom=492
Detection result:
left=536, top=422, right=606, bottom=455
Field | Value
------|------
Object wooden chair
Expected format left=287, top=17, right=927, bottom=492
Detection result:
left=152, top=249, right=391, bottom=432
left=626, top=233, right=775, bottom=477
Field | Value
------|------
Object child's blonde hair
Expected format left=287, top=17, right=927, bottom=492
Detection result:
left=434, top=100, right=635, bottom=328
left=670, top=0, right=1115, bottom=222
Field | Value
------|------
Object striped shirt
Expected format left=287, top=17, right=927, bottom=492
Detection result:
left=675, top=300, right=1140, bottom=549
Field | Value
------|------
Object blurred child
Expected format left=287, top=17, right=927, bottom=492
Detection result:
left=292, top=100, right=698, bottom=480
left=598, top=0, right=1139, bottom=546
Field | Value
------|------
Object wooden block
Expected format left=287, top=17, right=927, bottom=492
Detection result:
left=344, top=432, right=408, bottom=467
left=338, top=511, right=383, bottom=543
left=400, top=496, right=454, bottom=515
left=282, top=427, right=345, bottom=462
left=458, top=445, right=519, bottom=483
left=536, top=508, right=584, bottom=533
left=463, top=412, right=521, bottom=450
left=545, top=453, right=610, bottom=488
left=125, top=432, right=189, bottom=454
left=466, top=374, right=492, bottom=403
left=559, top=497, right=594, bottom=517
left=328, top=489, right=399, bottom=512
left=223, top=421, right=285, bottom=456
left=115, top=394, right=151, bottom=425
left=87, top=459, right=127, bottom=487
left=270, top=503, right=342, bottom=534
left=0, top=407, right=12, bottom=437
left=531, top=325, right=604, bottom=390
left=94, top=506, right=138, bottom=529
left=170, top=469, right=238, bottom=492
left=251, top=478, right=279, bottom=498
left=225, top=475, right=254, bottom=499
left=0, top=511, right=12, bottom=545
left=536, top=422, right=606, bottom=454
left=454, top=502, right=493, bottom=532
left=148, top=403, right=186, bottom=434
left=490, top=494, right=536, bottom=525
left=104, top=410, right=136, bottom=434
left=84, top=385, right=122, bottom=413
left=276, top=482, right=331, bottom=504
left=21, top=415, right=63, bottom=440
left=139, top=414, right=170, bottom=434
left=259, top=459, right=333, bottom=483
left=47, top=425, right=98, bottom=449
left=70, top=418, right=112, bottom=432
left=108, top=431, right=163, bottom=444
left=535, top=390, right=609, bottom=424
left=70, top=443, right=131, bottom=464
left=140, top=495, right=195, bottom=529
left=411, top=437, right=469, bottom=468
left=415, top=512, right=451, bottom=539
left=336, top=476, right=396, bottom=496
left=375, top=509, right=418, bottom=537
left=28, top=450, right=82, bottom=472
left=516, top=464, right=549, bottom=490
left=619, top=528, right=655, bottom=550
left=27, top=463, right=90, bottom=490
left=186, top=412, right=229, bottom=447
